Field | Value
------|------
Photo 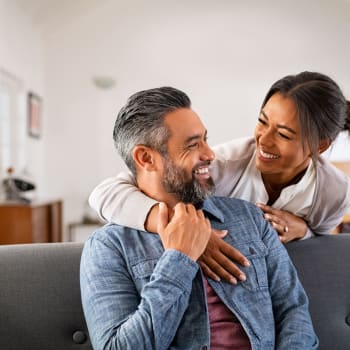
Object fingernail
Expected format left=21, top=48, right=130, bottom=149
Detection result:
left=229, top=277, right=237, bottom=285
left=243, top=260, right=250, bottom=267
left=239, top=273, right=246, bottom=281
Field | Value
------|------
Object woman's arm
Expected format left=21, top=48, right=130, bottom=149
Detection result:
left=89, top=137, right=255, bottom=229
left=89, top=173, right=158, bottom=231
left=88, top=138, right=256, bottom=281
left=256, top=193, right=350, bottom=242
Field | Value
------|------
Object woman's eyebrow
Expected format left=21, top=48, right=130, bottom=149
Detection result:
left=277, top=124, right=297, bottom=134
left=261, top=110, right=296, bottom=134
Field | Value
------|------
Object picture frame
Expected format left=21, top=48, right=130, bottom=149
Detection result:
left=27, top=92, right=42, bottom=138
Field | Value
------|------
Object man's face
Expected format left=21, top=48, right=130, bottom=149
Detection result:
left=161, top=108, right=216, bottom=207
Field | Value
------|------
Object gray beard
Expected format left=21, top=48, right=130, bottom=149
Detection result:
left=161, top=158, right=215, bottom=208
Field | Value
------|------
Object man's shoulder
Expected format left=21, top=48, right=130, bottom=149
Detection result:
left=82, top=223, right=163, bottom=267
left=86, top=223, right=145, bottom=248
left=93, top=222, right=133, bottom=236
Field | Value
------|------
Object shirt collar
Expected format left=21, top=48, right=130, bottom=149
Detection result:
left=202, top=198, right=225, bottom=223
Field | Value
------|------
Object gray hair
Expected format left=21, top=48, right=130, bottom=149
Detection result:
left=113, top=87, right=191, bottom=175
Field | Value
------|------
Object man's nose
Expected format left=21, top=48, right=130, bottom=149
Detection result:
left=200, top=143, right=215, bottom=161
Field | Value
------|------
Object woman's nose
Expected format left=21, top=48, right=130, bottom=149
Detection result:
left=257, top=127, right=273, bottom=146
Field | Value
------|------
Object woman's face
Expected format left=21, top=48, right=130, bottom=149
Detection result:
left=254, top=93, right=311, bottom=182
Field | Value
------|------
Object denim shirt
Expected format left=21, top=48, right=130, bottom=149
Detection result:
left=80, top=197, right=318, bottom=350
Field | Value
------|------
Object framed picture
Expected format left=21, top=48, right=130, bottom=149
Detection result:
left=28, top=92, right=42, bottom=138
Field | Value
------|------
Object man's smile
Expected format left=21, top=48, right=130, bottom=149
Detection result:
left=193, top=164, right=211, bottom=179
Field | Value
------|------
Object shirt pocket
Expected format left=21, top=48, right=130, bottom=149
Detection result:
left=232, top=240, right=268, bottom=291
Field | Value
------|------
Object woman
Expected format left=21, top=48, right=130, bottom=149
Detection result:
left=90, top=71, right=350, bottom=282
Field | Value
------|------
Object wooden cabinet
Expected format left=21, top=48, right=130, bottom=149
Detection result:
left=0, top=200, right=62, bottom=244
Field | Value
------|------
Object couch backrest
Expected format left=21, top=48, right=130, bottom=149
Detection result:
left=286, top=234, right=350, bottom=350
left=0, top=242, right=92, bottom=350
left=1, top=235, right=349, bottom=350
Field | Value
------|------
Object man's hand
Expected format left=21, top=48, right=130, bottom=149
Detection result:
left=256, top=203, right=308, bottom=243
left=199, top=230, right=250, bottom=284
left=157, top=202, right=211, bottom=261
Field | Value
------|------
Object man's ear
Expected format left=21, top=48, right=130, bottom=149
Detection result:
left=318, top=138, right=331, bottom=154
left=132, top=145, right=158, bottom=171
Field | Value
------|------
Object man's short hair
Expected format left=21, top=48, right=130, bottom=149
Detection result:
left=113, top=87, right=191, bottom=175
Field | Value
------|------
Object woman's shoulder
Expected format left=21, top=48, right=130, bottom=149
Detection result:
left=317, top=157, right=350, bottom=187
left=306, top=158, right=350, bottom=233
left=315, top=157, right=350, bottom=205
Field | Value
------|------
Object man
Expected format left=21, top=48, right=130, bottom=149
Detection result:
left=80, top=87, right=318, bottom=349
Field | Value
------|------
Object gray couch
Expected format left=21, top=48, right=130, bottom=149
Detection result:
left=0, top=235, right=350, bottom=350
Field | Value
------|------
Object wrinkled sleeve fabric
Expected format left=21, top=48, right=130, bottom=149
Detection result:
left=305, top=187, right=350, bottom=237
left=80, top=234, right=198, bottom=350
left=89, top=173, right=158, bottom=230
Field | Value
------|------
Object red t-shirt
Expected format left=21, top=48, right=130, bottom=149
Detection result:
left=203, top=277, right=251, bottom=350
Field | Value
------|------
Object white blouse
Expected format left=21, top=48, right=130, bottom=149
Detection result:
left=232, top=151, right=316, bottom=238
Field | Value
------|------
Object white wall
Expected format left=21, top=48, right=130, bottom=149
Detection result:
left=0, top=0, right=46, bottom=193
left=2, top=0, right=350, bottom=237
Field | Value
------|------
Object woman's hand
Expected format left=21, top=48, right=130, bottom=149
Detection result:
left=198, top=229, right=250, bottom=284
left=256, top=203, right=308, bottom=243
